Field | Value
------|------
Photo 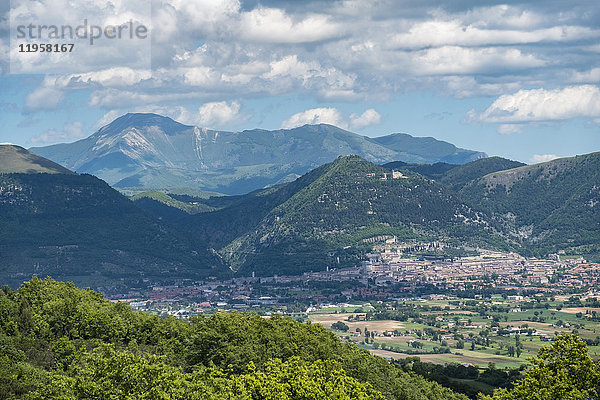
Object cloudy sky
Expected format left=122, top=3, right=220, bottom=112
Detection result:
left=1, top=0, right=599, bottom=163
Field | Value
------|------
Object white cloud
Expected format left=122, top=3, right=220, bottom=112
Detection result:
left=390, top=19, right=596, bottom=49
left=411, top=46, right=544, bottom=75
left=497, top=124, right=524, bottom=135
left=169, top=0, right=240, bottom=31
left=87, top=89, right=202, bottom=108
left=263, top=55, right=318, bottom=80
left=349, top=108, right=381, bottom=129
left=460, top=5, right=545, bottom=29
left=239, top=8, right=342, bottom=43
left=195, top=101, right=246, bottom=128
left=281, top=107, right=346, bottom=129
left=441, top=76, right=522, bottom=98
left=470, top=85, right=600, bottom=123
left=570, top=68, right=600, bottom=83
left=281, top=107, right=381, bottom=130
left=29, top=122, right=85, bottom=145
left=530, top=154, right=560, bottom=164
left=8, top=0, right=600, bottom=128
left=24, top=87, right=65, bottom=112
left=50, top=68, right=152, bottom=88
left=9, top=0, right=152, bottom=74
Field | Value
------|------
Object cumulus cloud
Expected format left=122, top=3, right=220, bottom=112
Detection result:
left=24, top=87, right=65, bottom=112
left=281, top=107, right=381, bottom=130
left=281, top=107, right=347, bottom=129
left=240, top=8, right=342, bottom=43
left=29, top=122, right=85, bottom=145
left=349, top=108, right=381, bottom=129
left=469, top=85, right=600, bottom=123
left=441, top=76, right=522, bottom=98
left=411, top=46, right=544, bottom=75
left=570, top=68, right=600, bottom=83
left=8, top=0, right=600, bottom=124
left=195, top=101, right=247, bottom=128
left=50, top=68, right=152, bottom=88
left=390, top=19, right=595, bottom=49
left=9, top=0, right=152, bottom=74
left=530, top=154, right=560, bottom=164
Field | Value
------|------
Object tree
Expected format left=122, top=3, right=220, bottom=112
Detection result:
left=332, top=321, right=350, bottom=332
left=507, top=345, right=515, bottom=357
left=480, top=333, right=600, bottom=399
left=515, top=335, right=523, bottom=358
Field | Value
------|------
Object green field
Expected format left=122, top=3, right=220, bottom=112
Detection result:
left=312, top=295, right=600, bottom=368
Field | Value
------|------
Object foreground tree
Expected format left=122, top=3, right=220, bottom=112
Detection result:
left=479, top=333, right=600, bottom=400
left=23, top=346, right=385, bottom=400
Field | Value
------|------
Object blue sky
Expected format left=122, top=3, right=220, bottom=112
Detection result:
left=1, top=0, right=599, bottom=163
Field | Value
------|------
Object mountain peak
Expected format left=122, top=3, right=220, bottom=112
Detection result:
left=0, top=145, right=74, bottom=174
left=97, top=113, right=192, bottom=137
left=31, top=113, right=489, bottom=194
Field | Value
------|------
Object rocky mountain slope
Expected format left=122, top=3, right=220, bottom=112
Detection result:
left=31, top=113, right=486, bottom=194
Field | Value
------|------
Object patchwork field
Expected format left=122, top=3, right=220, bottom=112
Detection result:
left=310, top=295, right=600, bottom=369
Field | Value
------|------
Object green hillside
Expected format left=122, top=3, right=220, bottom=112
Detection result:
left=0, top=278, right=467, bottom=400
left=459, top=152, right=600, bottom=257
left=221, top=156, right=503, bottom=276
left=438, top=157, right=526, bottom=191
left=130, top=191, right=216, bottom=215
left=0, top=173, right=223, bottom=291
left=0, top=145, right=73, bottom=174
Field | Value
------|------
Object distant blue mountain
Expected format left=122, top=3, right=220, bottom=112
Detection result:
left=31, top=113, right=487, bottom=194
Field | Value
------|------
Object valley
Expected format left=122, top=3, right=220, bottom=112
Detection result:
left=1, top=114, right=599, bottom=400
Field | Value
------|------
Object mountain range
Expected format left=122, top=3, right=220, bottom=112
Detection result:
left=0, top=145, right=223, bottom=292
left=2, top=117, right=599, bottom=287
left=134, top=152, right=600, bottom=276
left=31, top=113, right=486, bottom=195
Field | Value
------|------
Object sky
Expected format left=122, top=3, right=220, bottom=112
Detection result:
left=0, top=0, right=599, bottom=164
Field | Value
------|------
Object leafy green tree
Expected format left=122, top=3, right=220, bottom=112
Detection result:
left=0, top=278, right=469, bottom=400
left=25, top=346, right=385, bottom=400
left=332, top=321, right=350, bottom=332
left=480, top=333, right=600, bottom=400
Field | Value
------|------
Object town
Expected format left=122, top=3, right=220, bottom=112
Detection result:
left=105, top=241, right=600, bottom=373
left=108, top=241, right=599, bottom=317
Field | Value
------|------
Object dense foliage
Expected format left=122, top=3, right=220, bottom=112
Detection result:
left=0, top=278, right=468, bottom=400
left=223, top=156, right=505, bottom=276
left=394, top=358, right=522, bottom=399
left=460, top=152, right=600, bottom=257
left=437, top=157, right=526, bottom=192
left=131, top=191, right=215, bottom=215
left=479, top=332, right=600, bottom=400
left=0, top=174, right=222, bottom=290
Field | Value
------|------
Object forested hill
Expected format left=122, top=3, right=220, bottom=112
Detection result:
left=458, top=152, right=600, bottom=257
left=2, top=278, right=598, bottom=399
left=0, top=278, right=466, bottom=400
left=0, top=172, right=223, bottom=291
left=220, top=155, right=503, bottom=276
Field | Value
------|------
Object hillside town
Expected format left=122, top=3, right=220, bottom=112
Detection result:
left=107, top=242, right=599, bottom=318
